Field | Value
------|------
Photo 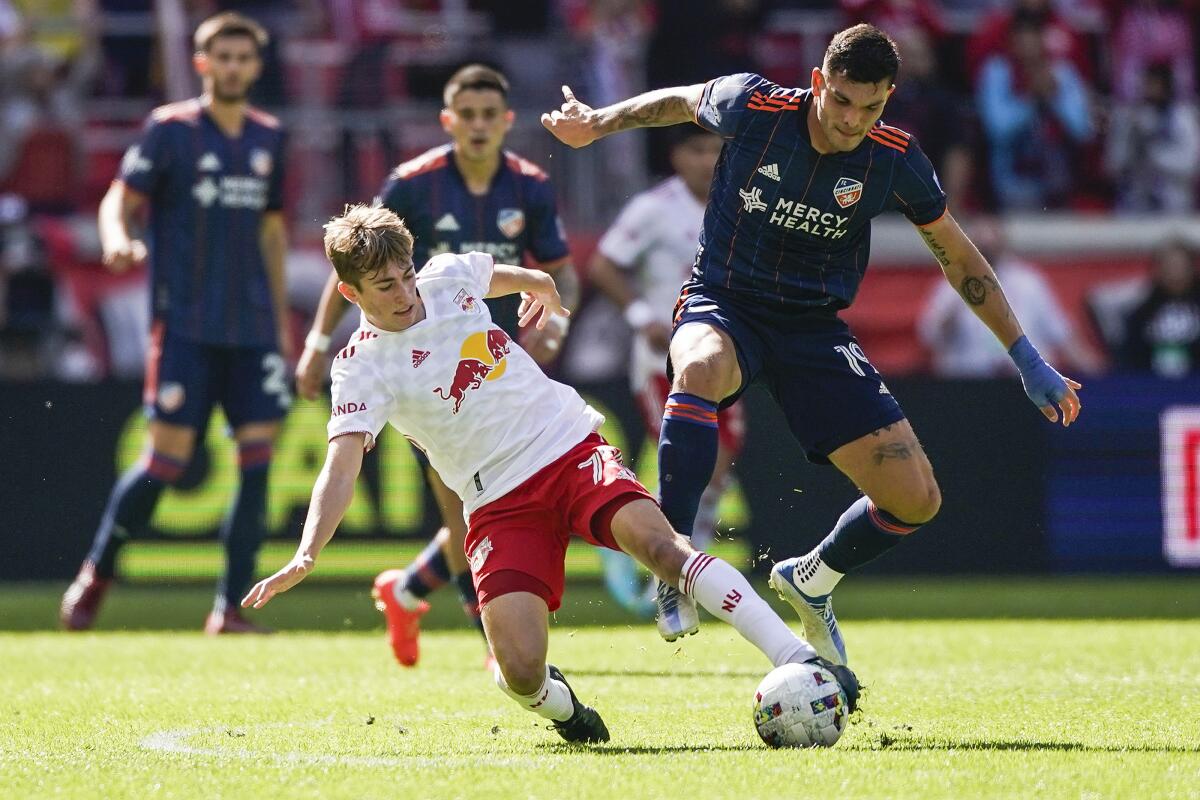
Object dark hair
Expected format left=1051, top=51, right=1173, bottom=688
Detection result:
left=193, top=12, right=269, bottom=53
left=443, top=64, right=510, bottom=107
left=824, top=24, right=901, bottom=85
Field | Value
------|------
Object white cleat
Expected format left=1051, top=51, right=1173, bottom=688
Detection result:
left=769, top=558, right=848, bottom=666
left=655, top=579, right=700, bottom=641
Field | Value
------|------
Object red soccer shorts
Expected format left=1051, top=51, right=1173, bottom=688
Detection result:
left=637, top=373, right=746, bottom=455
left=465, top=432, right=655, bottom=612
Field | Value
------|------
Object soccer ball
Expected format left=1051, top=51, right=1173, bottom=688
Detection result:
left=753, top=661, right=850, bottom=748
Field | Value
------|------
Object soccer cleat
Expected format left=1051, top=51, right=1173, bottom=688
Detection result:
left=806, top=656, right=860, bottom=713
left=372, top=569, right=429, bottom=667
left=769, top=558, right=848, bottom=665
left=204, top=609, right=274, bottom=635
left=547, top=664, right=610, bottom=744
left=60, top=561, right=111, bottom=631
left=654, top=579, right=700, bottom=642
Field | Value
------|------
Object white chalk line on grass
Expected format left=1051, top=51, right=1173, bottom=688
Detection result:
left=139, top=721, right=538, bottom=768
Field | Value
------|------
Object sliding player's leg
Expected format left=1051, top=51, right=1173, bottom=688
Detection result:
left=482, top=590, right=608, bottom=743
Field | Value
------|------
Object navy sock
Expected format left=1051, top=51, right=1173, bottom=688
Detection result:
left=88, top=451, right=184, bottom=578
left=658, top=393, right=720, bottom=537
left=217, top=441, right=272, bottom=611
left=404, top=535, right=452, bottom=598
left=454, top=571, right=485, bottom=637
left=817, top=496, right=922, bottom=573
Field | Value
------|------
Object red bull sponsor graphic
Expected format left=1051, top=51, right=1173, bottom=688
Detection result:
left=453, top=288, right=481, bottom=314
left=433, top=328, right=512, bottom=414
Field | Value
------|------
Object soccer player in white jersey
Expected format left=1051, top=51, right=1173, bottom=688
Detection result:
left=242, top=205, right=856, bottom=743
left=590, top=127, right=744, bottom=550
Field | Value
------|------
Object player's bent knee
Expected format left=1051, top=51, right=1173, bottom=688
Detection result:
left=493, top=649, right=546, bottom=696
left=900, top=481, right=941, bottom=525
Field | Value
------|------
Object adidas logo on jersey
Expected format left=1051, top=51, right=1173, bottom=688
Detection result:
left=757, top=163, right=781, bottom=181
left=434, top=213, right=460, bottom=232
left=412, top=349, right=430, bottom=368
left=198, top=152, right=222, bottom=172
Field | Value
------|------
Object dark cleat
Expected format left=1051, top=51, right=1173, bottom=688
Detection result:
left=204, top=608, right=274, bottom=635
left=60, top=561, right=111, bottom=631
left=807, top=656, right=860, bottom=713
left=547, top=664, right=610, bottom=743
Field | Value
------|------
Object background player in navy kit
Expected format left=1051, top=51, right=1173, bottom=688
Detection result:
left=544, top=24, right=1082, bottom=663
left=60, top=13, right=290, bottom=635
left=294, top=65, right=579, bottom=666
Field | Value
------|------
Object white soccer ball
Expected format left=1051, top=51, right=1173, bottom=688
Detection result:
left=753, top=661, right=850, bottom=748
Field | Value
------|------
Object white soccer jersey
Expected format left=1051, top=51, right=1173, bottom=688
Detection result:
left=596, top=175, right=706, bottom=388
left=326, top=252, right=604, bottom=514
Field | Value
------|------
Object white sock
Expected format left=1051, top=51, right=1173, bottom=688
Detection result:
left=793, top=550, right=844, bottom=597
left=679, top=552, right=816, bottom=667
left=494, top=664, right=574, bottom=722
left=391, top=576, right=422, bottom=610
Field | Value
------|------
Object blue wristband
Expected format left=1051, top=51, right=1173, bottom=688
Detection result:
left=1008, top=335, right=1067, bottom=407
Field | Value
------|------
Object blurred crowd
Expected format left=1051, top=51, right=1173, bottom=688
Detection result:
left=0, top=0, right=1198, bottom=383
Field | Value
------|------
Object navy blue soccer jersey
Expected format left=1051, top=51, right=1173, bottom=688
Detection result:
left=693, top=73, right=947, bottom=310
left=375, top=144, right=569, bottom=334
left=117, top=99, right=286, bottom=347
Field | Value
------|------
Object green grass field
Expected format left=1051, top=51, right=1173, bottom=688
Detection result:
left=3, top=577, right=1199, bottom=799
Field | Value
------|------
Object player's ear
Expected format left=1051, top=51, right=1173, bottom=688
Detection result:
left=337, top=281, right=359, bottom=304
left=193, top=51, right=209, bottom=77
left=439, top=108, right=454, bottom=134
left=504, top=108, right=515, bottom=130
left=811, top=67, right=823, bottom=93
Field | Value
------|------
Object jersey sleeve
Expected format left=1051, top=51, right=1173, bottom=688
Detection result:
left=695, top=72, right=778, bottom=138
left=266, top=131, right=287, bottom=212
left=327, top=354, right=396, bottom=450
left=596, top=193, right=655, bottom=270
left=525, top=178, right=570, bottom=264
left=890, top=141, right=948, bottom=226
left=117, top=117, right=172, bottom=195
left=418, top=251, right=494, bottom=296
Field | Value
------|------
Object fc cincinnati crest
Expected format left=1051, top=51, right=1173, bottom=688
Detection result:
left=833, top=177, right=863, bottom=209
left=497, top=208, right=525, bottom=239
left=250, top=148, right=273, bottom=176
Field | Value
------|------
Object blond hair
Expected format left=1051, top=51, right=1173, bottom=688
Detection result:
left=323, top=204, right=415, bottom=286
left=194, top=12, right=269, bottom=53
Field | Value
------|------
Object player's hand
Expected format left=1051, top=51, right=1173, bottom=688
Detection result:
left=241, top=554, right=314, bottom=609
left=1009, top=336, right=1082, bottom=427
left=522, top=320, right=566, bottom=365
left=541, top=85, right=600, bottom=149
left=102, top=239, right=147, bottom=273
left=643, top=321, right=672, bottom=353
left=295, top=346, right=329, bottom=401
left=518, top=281, right=570, bottom=331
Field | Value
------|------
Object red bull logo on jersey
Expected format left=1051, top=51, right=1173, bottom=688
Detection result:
left=433, top=328, right=513, bottom=414
left=453, top=288, right=481, bottom=314
left=833, top=177, right=863, bottom=209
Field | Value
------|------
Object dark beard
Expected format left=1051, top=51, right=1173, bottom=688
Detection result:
left=211, top=83, right=248, bottom=103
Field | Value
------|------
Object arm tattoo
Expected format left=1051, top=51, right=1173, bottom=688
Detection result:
left=960, top=274, right=1001, bottom=307
left=600, top=89, right=695, bottom=134
left=872, top=441, right=914, bottom=466
left=918, top=227, right=951, bottom=268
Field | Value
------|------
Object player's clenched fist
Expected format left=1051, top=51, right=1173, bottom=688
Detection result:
left=541, top=85, right=599, bottom=149
left=103, top=239, right=148, bottom=273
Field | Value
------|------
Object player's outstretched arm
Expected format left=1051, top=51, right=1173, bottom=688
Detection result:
left=487, top=263, right=570, bottom=330
left=241, top=433, right=366, bottom=609
left=295, top=270, right=354, bottom=400
left=917, top=212, right=1082, bottom=426
left=541, top=83, right=706, bottom=148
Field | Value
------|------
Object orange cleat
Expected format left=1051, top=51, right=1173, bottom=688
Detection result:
left=204, top=608, right=274, bottom=635
left=60, top=561, right=111, bottom=631
left=372, top=569, right=429, bottom=667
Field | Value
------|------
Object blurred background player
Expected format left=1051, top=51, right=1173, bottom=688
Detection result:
left=587, top=126, right=744, bottom=616
left=543, top=24, right=1082, bottom=663
left=59, top=13, right=290, bottom=634
left=293, top=64, right=579, bottom=667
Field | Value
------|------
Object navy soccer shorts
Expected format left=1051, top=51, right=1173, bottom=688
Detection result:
left=143, top=323, right=292, bottom=430
left=670, top=279, right=905, bottom=464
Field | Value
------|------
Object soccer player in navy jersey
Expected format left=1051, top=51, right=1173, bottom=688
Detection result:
left=60, top=13, right=291, bottom=635
left=543, top=24, right=1082, bottom=664
left=294, top=65, right=579, bottom=667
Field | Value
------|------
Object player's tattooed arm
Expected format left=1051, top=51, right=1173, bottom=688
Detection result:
left=542, top=84, right=706, bottom=148
left=918, top=212, right=1024, bottom=347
